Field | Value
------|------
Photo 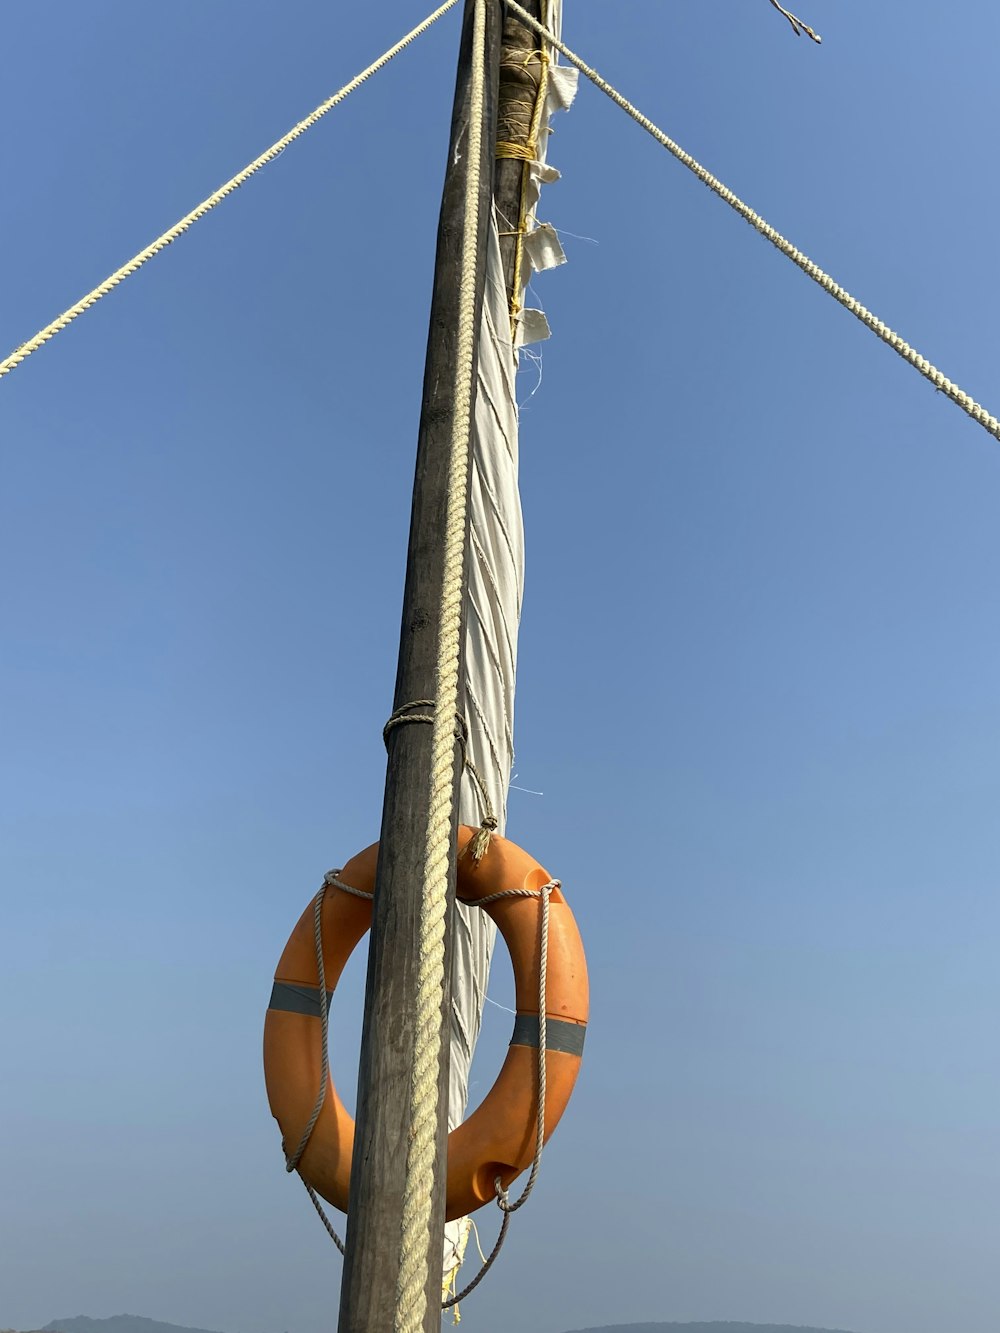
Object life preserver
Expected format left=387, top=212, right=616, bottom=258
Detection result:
left=263, top=825, right=588, bottom=1221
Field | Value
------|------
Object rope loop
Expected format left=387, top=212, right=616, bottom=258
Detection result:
left=383, top=698, right=468, bottom=748
left=383, top=698, right=499, bottom=861
left=386, top=698, right=472, bottom=751
left=324, top=869, right=374, bottom=901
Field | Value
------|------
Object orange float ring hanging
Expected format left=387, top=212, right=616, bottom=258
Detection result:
left=262, top=825, right=588, bottom=1221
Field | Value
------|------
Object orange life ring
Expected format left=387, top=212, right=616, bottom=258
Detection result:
left=263, top=825, right=588, bottom=1221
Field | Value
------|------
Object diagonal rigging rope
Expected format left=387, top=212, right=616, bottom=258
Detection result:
left=0, top=0, right=462, bottom=382
left=504, top=0, right=1000, bottom=446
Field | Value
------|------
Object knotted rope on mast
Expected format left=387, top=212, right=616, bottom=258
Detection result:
left=384, top=700, right=500, bottom=861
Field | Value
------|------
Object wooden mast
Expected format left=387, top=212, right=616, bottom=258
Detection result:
left=336, top=4, right=502, bottom=1331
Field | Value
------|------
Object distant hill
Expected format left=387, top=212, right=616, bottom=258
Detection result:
left=30, top=1317, right=858, bottom=1333
left=43, top=1319, right=225, bottom=1333
left=563, top=1325, right=856, bottom=1333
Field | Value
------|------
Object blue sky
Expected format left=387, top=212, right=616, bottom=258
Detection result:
left=2, top=3, right=999, bottom=1333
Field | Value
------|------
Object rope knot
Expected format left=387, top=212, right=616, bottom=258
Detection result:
left=464, top=814, right=498, bottom=864
left=383, top=698, right=469, bottom=750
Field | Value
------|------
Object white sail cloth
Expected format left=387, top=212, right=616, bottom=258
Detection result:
left=448, top=219, right=523, bottom=1141
left=443, top=0, right=577, bottom=1281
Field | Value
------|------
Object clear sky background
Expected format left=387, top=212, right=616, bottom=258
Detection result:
left=2, top=3, right=999, bottom=1333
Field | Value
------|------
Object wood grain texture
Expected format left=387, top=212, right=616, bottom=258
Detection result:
left=336, top=3, right=502, bottom=1330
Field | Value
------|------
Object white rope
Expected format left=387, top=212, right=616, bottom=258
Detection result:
left=494, top=882, right=551, bottom=1211
left=284, top=880, right=348, bottom=1257
left=504, top=0, right=1000, bottom=445
left=394, top=0, right=489, bottom=1328
left=0, top=0, right=462, bottom=382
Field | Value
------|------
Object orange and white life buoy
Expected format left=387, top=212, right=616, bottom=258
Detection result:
left=263, top=825, right=588, bottom=1221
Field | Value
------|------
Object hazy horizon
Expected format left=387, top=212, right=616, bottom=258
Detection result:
left=10, top=1317, right=863, bottom=1333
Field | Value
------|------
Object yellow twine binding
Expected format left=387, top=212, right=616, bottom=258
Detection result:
left=503, top=1, right=552, bottom=330
left=495, top=140, right=537, bottom=161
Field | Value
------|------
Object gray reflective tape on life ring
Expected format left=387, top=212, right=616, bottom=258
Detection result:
left=268, top=981, right=333, bottom=1018
left=510, top=1013, right=587, bottom=1057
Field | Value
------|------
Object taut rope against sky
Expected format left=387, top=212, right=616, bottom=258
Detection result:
left=0, top=0, right=463, bottom=381
left=2, top=0, right=997, bottom=449
left=504, top=0, right=1000, bottom=444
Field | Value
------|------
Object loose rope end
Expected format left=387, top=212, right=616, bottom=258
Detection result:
left=463, top=816, right=499, bottom=864
left=767, top=0, right=822, bottom=42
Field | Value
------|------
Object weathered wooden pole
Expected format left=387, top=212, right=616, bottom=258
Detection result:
left=337, top=4, right=502, bottom=1331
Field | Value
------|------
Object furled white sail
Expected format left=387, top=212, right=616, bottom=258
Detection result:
left=444, top=0, right=577, bottom=1285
